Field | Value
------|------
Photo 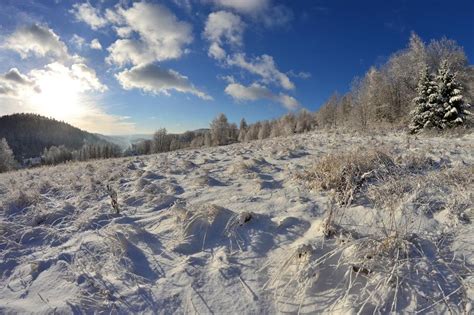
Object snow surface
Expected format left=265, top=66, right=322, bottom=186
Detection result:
left=0, top=131, right=473, bottom=314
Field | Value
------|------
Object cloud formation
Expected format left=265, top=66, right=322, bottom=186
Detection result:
left=204, top=10, right=245, bottom=60
left=71, top=2, right=108, bottom=30
left=106, top=2, right=193, bottom=66
left=0, top=68, right=35, bottom=96
left=225, top=82, right=299, bottom=110
left=70, top=2, right=208, bottom=101
left=227, top=53, right=294, bottom=90
left=2, top=24, right=71, bottom=61
left=202, top=6, right=296, bottom=96
left=207, top=0, right=270, bottom=14
left=116, top=63, right=212, bottom=100
left=90, top=38, right=102, bottom=50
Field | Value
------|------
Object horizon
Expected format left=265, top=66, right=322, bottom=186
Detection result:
left=0, top=0, right=473, bottom=135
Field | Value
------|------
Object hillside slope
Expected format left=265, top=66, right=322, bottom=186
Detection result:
left=0, top=113, right=107, bottom=159
left=0, top=131, right=472, bottom=314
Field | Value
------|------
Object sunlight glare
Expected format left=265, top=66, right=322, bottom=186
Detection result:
left=28, top=68, right=86, bottom=121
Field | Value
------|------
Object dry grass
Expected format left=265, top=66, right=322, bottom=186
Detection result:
left=368, top=165, right=473, bottom=223
left=296, top=148, right=396, bottom=205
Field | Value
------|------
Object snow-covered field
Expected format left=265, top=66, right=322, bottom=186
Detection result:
left=1, top=131, right=473, bottom=314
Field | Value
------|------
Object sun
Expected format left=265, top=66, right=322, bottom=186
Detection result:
left=27, top=67, right=87, bottom=121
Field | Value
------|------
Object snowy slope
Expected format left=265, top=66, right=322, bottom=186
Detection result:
left=0, top=131, right=473, bottom=314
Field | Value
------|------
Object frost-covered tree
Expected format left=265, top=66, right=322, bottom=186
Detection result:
left=238, top=118, right=248, bottom=142
left=317, top=93, right=339, bottom=128
left=245, top=122, right=260, bottom=142
left=210, top=113, right=231, bottom=146
left=295, top=109, right=313, bottom=133
left=42, top=145, right=73, bottom=165
left=409, top=65, right=439, bottom=133
left=258, top=121, right=271, bottom=140
left=0, top=138, right=17, bottom=172
left=152, top=128, right=171, bottom=153
left=204, top=132, right=212, bottom=147
left=436, top=60, right=471, bottom=129
left=229, top=123, right=239, bottom=143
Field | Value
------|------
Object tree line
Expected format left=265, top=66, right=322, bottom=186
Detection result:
left=129, top=110, right=316, bottom=157
left=315, top=33, right=472, bottom=130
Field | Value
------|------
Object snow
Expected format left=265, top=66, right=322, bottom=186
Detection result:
left=1, top=130, right=473, bottom=314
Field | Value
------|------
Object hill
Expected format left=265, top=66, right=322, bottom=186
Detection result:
left=0, top=130, right=472, bottom=313
left=0, top=113, right=108, bottom=160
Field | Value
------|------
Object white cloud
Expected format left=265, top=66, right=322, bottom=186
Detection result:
left=204, top=10, right=245, bottom=60
left=209, top=42, right=227, bottom=60
left=287, top=70, right=312, bottom=79
left=71, top=2, right=108, bottom=30
left=90, top=38, right=102, bottom=50
left=225, top=82, right=299, bottom=110
left=106, top=2, right=193, bottom=66
left=202, top=9, right=296, bottom=92
left=3, top=68, right=33, bottom=85
left=0, top=68, right=35, bottom=96
left=2, top=24, right=70, bottom=61
left=70, top=34, right=86, bottom=49
left=116, top=63, right=212, bottom=100
left=227, top=53, right=294, bottom=90
left=207, top=0, right=270, bottom=14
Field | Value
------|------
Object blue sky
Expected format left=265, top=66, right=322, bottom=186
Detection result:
left=0, top=0, right=473, bottom=134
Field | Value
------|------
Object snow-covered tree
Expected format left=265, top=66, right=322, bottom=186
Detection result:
left=409, top=65, right=439, bottom=133
left=238, top=118, right=248, bottom=142
left=436, top=60, right=471, bottom=129
left=204, top=132, right=212, bottom=147
left=229, top=123, right=239, bottom=143
left=244, top=122, right=260, bottom=142
left=210, top=113, right=231, bottom=146
left=0, top=138, right=17, bottom=172
left=258, top=121, right=271, bottom=140
left=152, top=128, right=171, bottom=153
left=295, top=109, right=313, bottom=133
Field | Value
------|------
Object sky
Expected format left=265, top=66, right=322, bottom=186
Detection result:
left=0, top=0, right=473, bottom=135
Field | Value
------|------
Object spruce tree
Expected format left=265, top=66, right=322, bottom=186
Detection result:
left=436, top=60, right=471, bottom=129
left=409, top=65, right=438, bottom=133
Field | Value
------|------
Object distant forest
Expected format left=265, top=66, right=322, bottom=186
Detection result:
left=0, top=113, right=109, bottom=160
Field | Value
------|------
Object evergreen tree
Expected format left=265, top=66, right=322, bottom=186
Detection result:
left=436, top=60, right=471, bottom=128
left=0, top=138, right=17, bottom=172
left=409, top=65, right=438, bottom=133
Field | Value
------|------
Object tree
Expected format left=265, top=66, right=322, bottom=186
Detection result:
left=204, top=132, right=212, bottom=147
left=0, top=138, right=17, bottom=172
left=210, top=113, right=231, bottom=146
left=152, top=128, right=171, bottom=153
left=436, top=60, right=471, bottom=129
left=410, top=65, right=439, bottom=133
left=317, top=93, right=339, bottom=128
left=229, top=123, right=239, bottom=143
left=258, top=121, right=271, bottom=139
left=295, top=109, right=313, bottom=133
left=238, top=118, right=248, bottom=142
